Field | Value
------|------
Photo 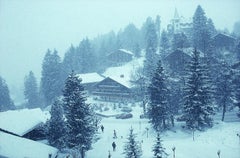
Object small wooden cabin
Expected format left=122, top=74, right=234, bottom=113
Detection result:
left=213, top=33, right=236, bottom=51
left=164, top=49, right=191, bottom=75
left=107, top=49, right=133, bottom=66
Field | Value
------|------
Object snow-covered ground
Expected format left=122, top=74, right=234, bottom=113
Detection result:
left=87, top=105, right=240, bottom=158
left=0, top=131, right=58, bottom=158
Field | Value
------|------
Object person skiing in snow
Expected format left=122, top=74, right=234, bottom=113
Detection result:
left=101, top=125, right=104, bottom=132
left=113, top=129, right=117, bottom=138
left=112, top=141, right=116, bottom=151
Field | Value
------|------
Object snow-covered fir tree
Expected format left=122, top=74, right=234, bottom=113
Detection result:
left=148, top=60, right=170, bottom=130
left=160, top=29, right=170, bottom=54
left=206, top=18, right=217, bottom=37
left=152, top=133, right=168, bottom=158
left=76, top=38, right=96, bottom=73
left=118, top=23, right=141, bottom=55
left=232, top=66, right=240, bottom=117
left=63, top=71, right=96, bottom=151
left=40, top=49, right=63, bottom=106
left=192, top=5, right=211, bottom=54
left=47, top=99, right=67, bottom=150
left=0, top=76, right=15, bottom=112
left=182, top=49, right=214, bottom=130
left=144, top=17, right=159, bottom=81
left=123, top=128, right=142, bottom=158
left=215, top=61, right=233, bottom=121
left=62, top=44, right=77, bottom=78
left=24, top=71, right=40, bottom=109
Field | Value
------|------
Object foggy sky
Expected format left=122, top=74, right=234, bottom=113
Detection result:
left=0, top=0, right=240, bottom=103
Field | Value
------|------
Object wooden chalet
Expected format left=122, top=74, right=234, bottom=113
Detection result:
left=91, top=77, right=132, bottom=103
left=164, top=49, right=191, bottom=75
left=77, top=73, right=105, bottom=92
left=213, top=33, right=236, bottom=51
left=107, top=49, right=133, bottom=66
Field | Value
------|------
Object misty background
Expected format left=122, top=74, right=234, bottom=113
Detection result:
left=0, top=0, right=240, bottom=104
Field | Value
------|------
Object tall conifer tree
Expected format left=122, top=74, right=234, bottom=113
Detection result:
left=47, top=99, right=67, bottom=149
left=40, top=49, right=62, bottom=106
left=63, top=71, right=96, bottom=151
left=24, top=71, right=40, bottom=108
left=0, top=76, right=15, bottom=111
left=192, top=5, right=211, bottom=54
left=144, top=18, right=159, bottom=81
left=182, top=49, right=214, bottom=130
left=148, top=60, right=170, bottom=130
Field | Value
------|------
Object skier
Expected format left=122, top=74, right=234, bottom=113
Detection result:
left=101, top=125, right=104, bottom=132
left=112, top=142, right=116, bottom=151
left=113, top=129, right=117, bottom=139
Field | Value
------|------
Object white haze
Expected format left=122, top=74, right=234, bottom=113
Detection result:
left=0, top=0, right=240, bottom=103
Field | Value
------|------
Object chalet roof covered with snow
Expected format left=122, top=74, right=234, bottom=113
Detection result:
left=0, top=108, right=49, bottom=136
left=103, top=56, right=144, bottom=88
left=0, top=131, right=58, bottom=158
left=76, top=73, right=105, bottom=84
left=213, top=33, right=236, bottom=41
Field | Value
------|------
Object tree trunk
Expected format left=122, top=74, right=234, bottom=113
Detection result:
left=221, top=103, right=226, bottom=121
left=171, top=115, right=174, bottom=127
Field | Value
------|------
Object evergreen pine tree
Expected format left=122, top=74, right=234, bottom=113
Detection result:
left=207, top=18, right=217, bottom=37
left=63, top=71, right=96, bottom=151
left=182, top=49, right=214, bottom=130
left=155, top=15, right=161, bottom=46
left=236, top=42, right=240, bottom=61
left=192, top=5, right=211, bottom=54
left=140, top=17, right=154, bottom=49
left=232, top=67, right=240, bottom=117
left=47, top=99, right=67, bottom=150
left=160, top=30, right=170, bottom=54
left=24, top=71, right=40, bottom=109
left=215, top=62, right=233, bottom=121
left=0, top=76, right=15, bottom=111
left=77, top=38, right=96, bottom=73
left=144, top=18, right=159, bottom=81
left=123, top=128, right=142, bottom=158
left=152, top=133, right=168, bottom=158
left=118, top=23, right=141, bottom=53
left=148, top=60, right=170, bottom=130
left=40, top=49, right=63, bottom=106
left=62, top=44, right=77, bottom=77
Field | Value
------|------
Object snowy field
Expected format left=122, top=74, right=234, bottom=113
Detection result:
left=87, top=105, right=240, bottom=158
